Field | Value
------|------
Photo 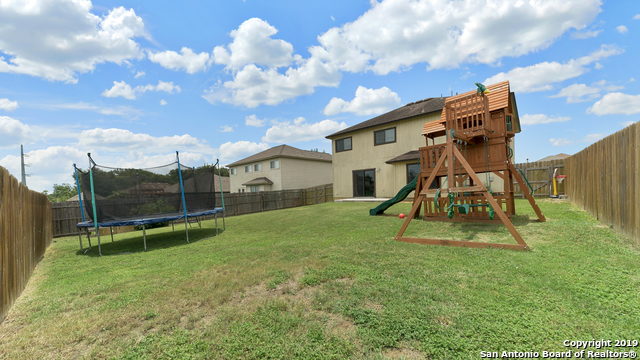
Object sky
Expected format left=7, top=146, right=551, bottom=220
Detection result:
left=1, top=0, right=639, bottom=193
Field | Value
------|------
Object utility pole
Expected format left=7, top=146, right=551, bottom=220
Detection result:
left=20, top=144, right=30, bottom=186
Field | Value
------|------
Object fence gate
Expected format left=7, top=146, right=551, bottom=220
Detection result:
left=512, top=160, right=565, bottom=198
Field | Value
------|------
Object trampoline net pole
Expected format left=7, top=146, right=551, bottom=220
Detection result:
left=217, top=159, right=226, bottom=230
left=176, top=151, right=189, bottom=243
left=89, top=161, right=102, bottom=256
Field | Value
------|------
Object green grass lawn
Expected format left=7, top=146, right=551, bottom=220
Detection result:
left=0, top=200, right=638, bottom=359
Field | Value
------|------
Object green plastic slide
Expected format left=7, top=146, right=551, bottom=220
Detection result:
left=369, top=176, right=418, bottom=216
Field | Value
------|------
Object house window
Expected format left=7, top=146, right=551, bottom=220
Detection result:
left=270, top=160, right=279, bottom=169
left=244, top=165, right=252, bottom=173
left=374, top=128, right=396, bottom=145
left=407, top=163, right=421, bottom=184
left=254, top=163, right=262, bottom=171
left=230, top=168, right=237, bottom=175
left=250, top=186, right=259, bottom=192
left=335, top=137, right=352, bottom=152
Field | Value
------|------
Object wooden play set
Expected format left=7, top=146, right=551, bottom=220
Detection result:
left=395, top=81, right=545, bottom=250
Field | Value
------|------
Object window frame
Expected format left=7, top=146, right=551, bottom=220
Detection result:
left=244, top=165, right=252, bottom=173
left=373, top=127, right=396, bottom=146
left=270, top=160, right=280, bottom=169
left=230, top=167, right=237, bottom=175
left=335, top=137, right=352, bottom=153
left=254, top=163, right=262, bottom=171
left=250, top=185, right=259, bottom=193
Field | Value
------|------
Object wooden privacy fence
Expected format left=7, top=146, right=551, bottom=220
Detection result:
left=565, top=122, right=639, bottom=245
left=52, top=184, right=334, bottom=237
left=511, top=160, right=565, bottom=198
left=1, top=166, right=53, bottom=323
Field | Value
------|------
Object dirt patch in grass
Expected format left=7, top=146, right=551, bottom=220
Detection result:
left=381, top=343, right=426, bottom=359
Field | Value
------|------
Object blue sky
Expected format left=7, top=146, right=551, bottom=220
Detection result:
left=1, top=0, right=639, bottom=192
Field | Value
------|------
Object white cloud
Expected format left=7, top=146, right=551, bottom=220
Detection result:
left=207, top=0, right=602, bottom=107
left=549, top=138, right=575, bottom=146
left=212, top=18, right=300, bottom=72
left=0, top=116, right=31, bottom=148
left=551, top=84, right=601, bottom=103
left=485, top=45, right=623, bottom=92
left=521, top=114, right=571, bottom=125
left=47, top=102, right=144, bottom=118
left=219, top=141, right=270, bottom=163
left=588, top=93, right=640, bottom=115
left=620, top=120, right=636, bottom=127
left=101, top=80, right=136, bottom=99
left=571, top=29, right=602, bottom=39
left=324, top=86, right=401, bottom=116
left=204, top=59, right=341, bottom=107
left=0, top=98, right=19, bottom=111
left=309, top=0, right=602, bottom=75
left=245, top=115, right=266, bottom=127
left=616, top=25, right=628, bottom=34
left=594, top=62, right=603, bottom=70
left=219, top=125, right=233, bottom=132
left=134, top=71, right=145, bottom=78
left=592, top=79, right=625, bottom=92
left=0, top=1, right=146, bottom=83
left=78, top=128, right=208, bottom=152
left=634, top=14, right=640, bottom=20
left=102, top=80, right=181, bottom=100
left=583, top=133, right=605, bottom=143
left=262, top=118, right=347, bottom=143
left=160, top=99, right=167, bottom=105
left=629, top=78, right=636, bottom=83
left=147, top=47, right=210, bottom=74
left=551, top=81, right=626, bottom=103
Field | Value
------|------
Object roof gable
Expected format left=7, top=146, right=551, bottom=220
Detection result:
left=226, top=144, right=332, bottom=167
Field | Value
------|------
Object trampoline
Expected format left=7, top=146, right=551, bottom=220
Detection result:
left=74, top=152, right=226, bottom=256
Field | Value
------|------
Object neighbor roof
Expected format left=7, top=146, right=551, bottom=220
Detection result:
left=537, top=153, right=571, bottom=162
left=226, top=144, right=332, bottom=167
left=242, top=177, right=274, bottom=186
left=326, top=97, right=447, bottom=139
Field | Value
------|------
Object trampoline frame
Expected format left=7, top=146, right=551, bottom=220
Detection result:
left=74, top=152, right=226, bottom=256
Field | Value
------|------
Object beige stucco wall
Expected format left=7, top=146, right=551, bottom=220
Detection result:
left=228, top=157, right=331, bottom=192
left=229, top=159, right=283, bottom=193
left=330, top=112, right=441, bottom=199
left=281, top=157, right=333, bottom=190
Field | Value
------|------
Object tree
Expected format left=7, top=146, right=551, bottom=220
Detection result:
left=48, top=183, right=77, bottom=202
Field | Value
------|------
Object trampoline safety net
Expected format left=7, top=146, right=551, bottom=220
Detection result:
left=77, top=156, right=217, bottom=224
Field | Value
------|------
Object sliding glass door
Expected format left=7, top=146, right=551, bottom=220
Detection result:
left=353, top=169, right=375, bottom=197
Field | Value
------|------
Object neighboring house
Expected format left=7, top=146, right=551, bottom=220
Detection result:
left=536, top=153, right=570, bottom=162
left=227, top=145, right=332, bottom=193
left=326, top=97, right=446, bottom=199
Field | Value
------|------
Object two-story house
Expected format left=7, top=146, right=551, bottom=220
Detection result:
left=227, top=145, right=332, bottom=193
left=326, top=97, right=446, bottom=200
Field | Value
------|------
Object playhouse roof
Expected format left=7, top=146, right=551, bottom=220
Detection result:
left=422, top=81, right=521, bottom=136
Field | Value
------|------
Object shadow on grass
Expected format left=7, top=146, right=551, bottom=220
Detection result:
left=399, top=214, right=536, bottom=245
left=76, top=227, right=225, bottom=257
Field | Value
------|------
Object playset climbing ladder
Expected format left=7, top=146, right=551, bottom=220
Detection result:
left=395, top=81, right=545, bottom=250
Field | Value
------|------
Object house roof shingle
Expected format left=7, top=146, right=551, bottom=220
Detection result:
left=385, top=151, right=421, bottom=164
left=226, top=144, right=332, bottom=167
left=325, top=97, right=447, bottom=139
left=242, top=177, right=274, bottom=186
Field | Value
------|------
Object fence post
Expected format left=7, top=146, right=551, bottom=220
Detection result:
left=324, top=185, right=327, bottom=203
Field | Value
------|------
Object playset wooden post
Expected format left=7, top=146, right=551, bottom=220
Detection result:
left=395, top=81, right=545, bottom=250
